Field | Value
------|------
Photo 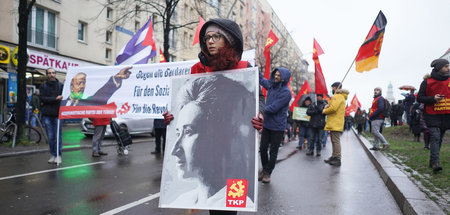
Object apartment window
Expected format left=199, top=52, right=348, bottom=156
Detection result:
left=135, top=21, right=140, bottom=32
left=189, top=34, right=193, bottom=46
left=106, top=8, right=112, bottom=20
left=78, top=21, right=86, bottom=42
left=105, top=48, right=112, bottom=60
left=169, top=29, right=176, bottom=48
left=190, top=8, right=194, bottom=20
left=231, top=12, right=236, bottom=21
left=27, top=6, right=57, bottom=49
left=184, top=4, right=188, bottom=18
left=106, top=31, right=112, bottom=43
left=135, top=5, right=140, bottom=17
left=183, top=32, right=187, bottom=48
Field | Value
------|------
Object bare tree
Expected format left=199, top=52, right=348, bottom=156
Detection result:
left=15, top=0, right=35, bottom=144
left=100, top=0, right=198, bottom=61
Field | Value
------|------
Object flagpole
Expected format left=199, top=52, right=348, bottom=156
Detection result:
left=338, top=57, right=356, bottom=89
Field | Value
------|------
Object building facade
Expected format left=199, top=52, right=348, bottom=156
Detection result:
left=0, top=0, right=307, bottom=118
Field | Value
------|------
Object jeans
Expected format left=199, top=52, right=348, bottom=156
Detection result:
left=371, top=119, right=388, bottom=148
left=42, top=116, right=62, bottom=157
left=92, top=125, right=106, bottom=152
left=298, top=126, right=310, bottom=147
left=260, top=128, right=284, bottom=174
left=428, top=127, right=445, bottom=164
left=322, top=130, right=328, bottom=146
left=154, top=128, right=166, bottom=152
left=309, top=128, right=323, bottom=152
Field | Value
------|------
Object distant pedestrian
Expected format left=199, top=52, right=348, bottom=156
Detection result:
left=369, top=87, right=390, bottom=151
left=297, top=97, right=311, bottom=150
left=92, top=118, right=110, bottom=157
left=354, top=108, right=365, bottom=135
left=306, top=94, right=326, bottom=156
left=30, top=89, right=41, bottom=128
left=397, top=100, right=405, bottom=125
left=404, top=89, right=416, bottom=125
left=417, top=58, right=449, bottom=173
left=410, top=102, right=422, bottom=142
left=151, top=119, right=166, bottom=154
left=258, top=67, right=292, bottom=183
left=323, top=82, right=349, bottom=167
left=39, top=68, right=63, bottom=164
left=389, top=102, right=398, bottom=127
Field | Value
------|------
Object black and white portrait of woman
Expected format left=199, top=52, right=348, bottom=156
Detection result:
left=160, top=68, right=258, bottom=212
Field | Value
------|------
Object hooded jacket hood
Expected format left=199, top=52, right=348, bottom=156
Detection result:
left=199, top=18, right=243, bottom=60
left=271, top=67, right=291, bottom=87
left=336, top=89, right=349, bottom=100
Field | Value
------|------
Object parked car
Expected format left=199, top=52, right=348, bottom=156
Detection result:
left=81, top=118, right=154, bottom=137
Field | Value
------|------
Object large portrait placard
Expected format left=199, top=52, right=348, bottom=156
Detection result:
left=159, top=68, right=259, bottom=212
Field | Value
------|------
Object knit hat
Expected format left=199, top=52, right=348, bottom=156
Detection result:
left=205, top=24, right=235, bottom=46
left=331, top=82, right=341, bottom=89
left=431, top=59, right=449, bottom=72
left=374, top=87, right=382, bottom=92
left=305, top=96, right=312, bottom=101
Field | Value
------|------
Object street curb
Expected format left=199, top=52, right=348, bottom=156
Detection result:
left=352, top=128, right=445, bottom=215
left=0, top=139, right=150, bottom=158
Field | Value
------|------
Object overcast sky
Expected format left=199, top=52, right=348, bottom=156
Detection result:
left=267, top=0, right=450, bottom=110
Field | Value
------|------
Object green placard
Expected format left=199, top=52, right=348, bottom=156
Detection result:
left=293, top=106, right=310, bottom=121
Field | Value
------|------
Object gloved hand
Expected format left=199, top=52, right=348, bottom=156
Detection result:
left=251, top=112, right=264, bottom=131
left=163, top=110, right=174, bottom=125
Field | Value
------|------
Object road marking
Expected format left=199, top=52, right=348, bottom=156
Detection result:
left=100, top=193, right=160, bottom=215
left=0, top=161, right=106, bottom=181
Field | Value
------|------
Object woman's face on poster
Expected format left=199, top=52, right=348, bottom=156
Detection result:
left=172, top=102, right=204, bottom=179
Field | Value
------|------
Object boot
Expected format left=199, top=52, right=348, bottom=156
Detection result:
left=324, top=156, right=333, bottom=163
left=258, top=169, right=266, bottom=181
left=316, top=150, right=321, bottom=157
left=262, top=173, right=271, bottom=183
left=329, top=157, right=341, bottom=166
left=306, top=149, right=314, bottom=156
left=432, top=163, right=443, bottom=173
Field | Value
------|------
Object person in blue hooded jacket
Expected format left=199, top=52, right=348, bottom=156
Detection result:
left=258, top=67, right=292, bottom=183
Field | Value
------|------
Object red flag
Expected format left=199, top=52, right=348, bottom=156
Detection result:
left=355, top=11, right=387, bottom=72
left=290, top=80, right=312, bottom=112
left=347, top=94, right=361, bottom=113
left=159, top=48, right=167, bottom=63
left=313, top=38, right=327, bottom=94
left=287, top=77, right=295, bottom=98
left=192, top=16, right=206, bottom=46
left=142, top=19, right=156, bottom=50
left=263, top=30, right=279, bottom=97
left=345, top=104, right=351, bottom=116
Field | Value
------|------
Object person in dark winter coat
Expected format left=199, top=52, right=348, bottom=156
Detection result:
left=404, top=89, right=416, bottom=125
left=389, top=102, right=398, bottom=126
left=40, top=68, right=64, bottom=164
left=354, top=108, right=365, bottom=135
left=258, top=67, right=292, bottom=183
left=410, top=102, right=422, bottom=142
left=151, top=119, right=166, bottom=154
left=397, top=100, right=405, bottom=125
left=306, top=94, right=326, bottom=156
left=417, top=58, right=450, bottom=173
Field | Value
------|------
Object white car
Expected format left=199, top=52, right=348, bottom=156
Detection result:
left=81, top=118, right=154, bottom=137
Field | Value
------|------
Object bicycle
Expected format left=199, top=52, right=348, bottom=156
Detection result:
left=0, top=108, right=41, bottom=146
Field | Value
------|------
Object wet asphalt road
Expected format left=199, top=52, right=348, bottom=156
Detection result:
left=0, top=131, right=402, bottom=215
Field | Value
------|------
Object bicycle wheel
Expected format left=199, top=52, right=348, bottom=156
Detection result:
left=26, top=126, right=41, bottom=144
left=0, top=125, right=15, bottom=143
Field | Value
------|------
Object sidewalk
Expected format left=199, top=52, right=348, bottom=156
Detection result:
left=1, top=126, right=445, bottom=214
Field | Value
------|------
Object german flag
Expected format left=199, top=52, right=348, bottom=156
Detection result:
left=355, top=11, right=387, bottom=73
